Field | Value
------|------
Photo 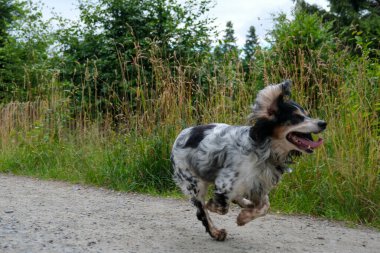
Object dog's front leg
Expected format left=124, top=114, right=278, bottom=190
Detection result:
left=236, top=195, right=270, bottom=226
left=206, top=170, right=235, bottom=215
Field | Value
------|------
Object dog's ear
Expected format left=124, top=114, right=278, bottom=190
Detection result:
left=276, top=80, right=292, bottom=105
left=248, top=80, right=292, bottom=122
left=281, top=80, right=292, bottom=98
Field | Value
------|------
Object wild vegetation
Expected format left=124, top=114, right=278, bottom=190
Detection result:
left=0, top=0, right=379, bottom=228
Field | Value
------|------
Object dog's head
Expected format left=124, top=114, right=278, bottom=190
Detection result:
left=249, top=80, right=327, bottom=159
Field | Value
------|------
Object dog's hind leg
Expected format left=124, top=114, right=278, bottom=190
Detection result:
left=173, top=167, right=227, bottom=241
left=192, top=195, right=227, bottom=241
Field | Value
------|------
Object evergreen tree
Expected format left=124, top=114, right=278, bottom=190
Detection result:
left=222, top=21, right=238, bottom=54
left=214, top=21, right=239, bottom=60
left=243, top=26, right=259, bottom=61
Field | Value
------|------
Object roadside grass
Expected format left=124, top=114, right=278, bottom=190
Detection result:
left=0, top=128, right=177, bottom=194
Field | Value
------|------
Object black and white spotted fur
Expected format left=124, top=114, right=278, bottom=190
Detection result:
left=171, top=81, right=327, bottom=241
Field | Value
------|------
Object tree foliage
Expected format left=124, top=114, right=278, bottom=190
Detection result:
left=295, top=0, right=380, bottom=52
left=55, top=0, right=216, bottom=112
left=0, top=0, right=52, bottom=100
left=58, top=0, right=215, bottom=79
left=0, top=0, right=25, bottom=47
left=0, top=0, right=378, bottom=109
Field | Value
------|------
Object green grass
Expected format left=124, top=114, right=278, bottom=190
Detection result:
left=0, top=129, right=177, bottom=194
left=0, top=106, right=378, bottom=228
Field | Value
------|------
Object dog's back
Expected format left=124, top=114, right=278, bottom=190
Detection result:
left=172, top=123, right=259, bottom=182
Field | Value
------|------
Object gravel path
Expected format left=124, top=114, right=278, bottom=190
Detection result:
left=0, top=174, right=379, bottom=253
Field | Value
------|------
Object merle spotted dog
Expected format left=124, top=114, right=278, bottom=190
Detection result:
left=171, top=81, right=327, bottom=241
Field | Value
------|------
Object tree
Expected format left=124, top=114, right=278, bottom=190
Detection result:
left=0, top=0, right=26, bottom=72
left=60, top=0, right=215, bottom=71
left=242, top=25, right=259, bottom=82
left=57, top=0, right=216, bottom=113
left=0, top=0, right=25, bottom=48
left=214, top=21, right=239, bottom=60
left=329, top=0, right=380, bottom=50
left=0, top=0, right=52, bottom=101
left=295, top=0, right=380, bottom=52
left=222, top=21, right=238, bottom=53
left=243, top=25, right=259, bottom=62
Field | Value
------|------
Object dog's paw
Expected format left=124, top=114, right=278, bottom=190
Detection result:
left=211, top=228, right=227, bottom=241
left=236, top=218, right=248, bottom=226
left=236, top=210, right=252, bottom=226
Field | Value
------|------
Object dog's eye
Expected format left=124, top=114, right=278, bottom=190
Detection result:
left=292, top=114, right=304, bottom=124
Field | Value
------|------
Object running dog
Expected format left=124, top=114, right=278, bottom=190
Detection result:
left=171, top=80, right=327, bottom=241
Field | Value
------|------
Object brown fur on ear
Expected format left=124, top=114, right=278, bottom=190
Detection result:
left=248, top=80, right=292, bottom=123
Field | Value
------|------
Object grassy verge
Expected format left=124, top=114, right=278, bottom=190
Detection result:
left=0, top=100, right=378, bottom=228
left=0, top=129, right=177, bottom=195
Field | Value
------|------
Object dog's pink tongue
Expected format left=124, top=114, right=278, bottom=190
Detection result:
left=299, top=137, right=323, bottom=148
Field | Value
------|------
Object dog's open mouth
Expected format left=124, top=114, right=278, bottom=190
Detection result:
left=286, top=132, right=323, bottom=153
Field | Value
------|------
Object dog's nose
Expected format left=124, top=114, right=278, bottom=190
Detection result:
left=318, top=121, right=327, bottom=129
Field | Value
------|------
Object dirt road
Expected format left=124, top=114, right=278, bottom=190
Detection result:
left=0, top=174, right=379, bottom=253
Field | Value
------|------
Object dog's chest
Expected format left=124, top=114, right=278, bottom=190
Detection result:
left=232, top=162, right=282, bottom=198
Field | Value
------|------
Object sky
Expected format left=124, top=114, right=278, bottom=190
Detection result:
left=40, top=0, right=329, bottom=47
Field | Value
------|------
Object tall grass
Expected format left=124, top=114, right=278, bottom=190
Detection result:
left=0, top=41, right=379, bottom=228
